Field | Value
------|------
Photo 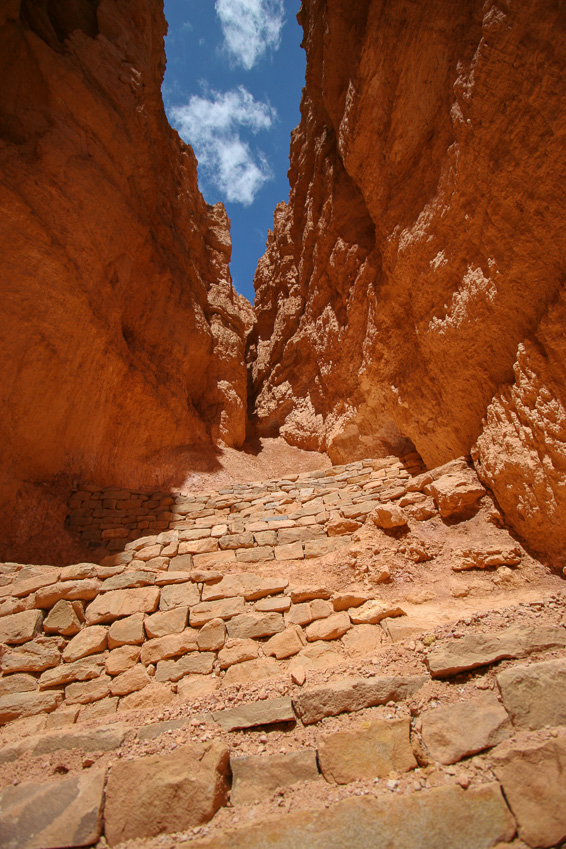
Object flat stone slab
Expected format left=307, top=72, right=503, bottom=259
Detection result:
left=318, top=717, right=416, bottom=784
left=0, top=690, right=62, bottom=725
left=104, top=741, right=229, bottom=845
left=493, top=730, right=566, bottom=848
left=0, top=723, right=128, bottom=764
left=212, top=697, right=295, bottom=731
left=496, top=657, right=566, bottom=730
left=426, top=625, right=566, bottom=677
left=293, top=674, right=428, bottom=725
left=184, top=782, right=515, bottom=849
left=421, top=693, right=510, bottom=765
left=231, top=750, right=319, bottom=805
left=0, top=769, right=105, bottom=848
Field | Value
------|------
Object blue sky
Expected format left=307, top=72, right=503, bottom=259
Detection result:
left=162, top=0, right=306, bottom=303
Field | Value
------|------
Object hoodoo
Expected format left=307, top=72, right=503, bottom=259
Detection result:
left=0, top=1, right=565, bottom=849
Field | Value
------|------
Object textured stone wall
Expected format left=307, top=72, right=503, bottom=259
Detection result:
left=0, top=0, right=251, bottom=564
left=249, top=0, right=566, bottom=566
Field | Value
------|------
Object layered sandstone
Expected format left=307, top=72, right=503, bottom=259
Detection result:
left=0, top=1, right=251, bottom=563
left=249, top=0, right=566, bottom=566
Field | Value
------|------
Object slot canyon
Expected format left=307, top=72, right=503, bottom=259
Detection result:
left=0, top=1, right=565, bottom=848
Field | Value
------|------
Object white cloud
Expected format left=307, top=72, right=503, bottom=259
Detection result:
left=170, top=87, right=277, bottom=206
left=215, top=0, right=284, bottom=70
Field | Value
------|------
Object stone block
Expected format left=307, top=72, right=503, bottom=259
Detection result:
left=99, top=571, right=155, bottom=592
left=226, top=612, right=285, bottom=640
left=293, top=674, right=428, bottom=725
left=140, top=629, right=198, bottom=665
left=118, top=681, right=175, bottom=712
left=277, top=527, right=324, bottom=545
left=318, top=717, right=416, bottom=783
left=11, top=567, right=61, bottom=598
left=304, top=538, right=345, bottom=558
left=332, top=589, right=374, bottom=611
left=421, top=694, right=510, bottom=764
left=218, top=638, right=258, bottom=669
left=184, top=783, right=514, bottom=849
left=0, top=673, right=37, bottom=697
left=0, top=770, right=105, bottom=849
left=144, top=606, right=188, bottom=638
left=85, top=587, right=160, bottom=625
left=255, top=596, right=291, bottom=613
left=43, top=600, right=82, bottom=636
left=109, top=664, right=151, bottom=696
left=426, top=625, right=566, bottom=678
left=286, top=599, right=332, bottom=627
left=104, top=742, right=229, bottom=845
left=219, top=532, right=255, bottom=550
left=274, top=542, right=304, bottom=560
left=107, top=612, right=145, bottom=648
left=372, top=504, right=408, bottom=528
left=496, top=657, right=566, bottom=730
left=305, top=611, right=351, bottom=642
left=35, top=579, right=101, bottom=608
left=223, top=657, right=280, bottom=685
left=65, top=675, right=111, bottom=705
left=0, top=690, right=63, bottom=725
left=179, top=538, right=219, bottom=556
left=159, top=581, right=200, bottom=610
left=262, top=625, right=307, bottom=660
left=231, top=750, right=319, bottom=805
left=349, top=600, right=406, bottom=625
left=0, top=610, right=43, bottom=645
left=105, top=645, right=140, bottom=676
left=62, top=625, right=107, bottom=663
left=2, top=638, right=64, bottom=675
left=155, top=652, right=215, bottom=682
left=190, top=597, right=246, bottom=627
left=39, top=655, right=105, bottom=689
left=212, top=697, right=295, bottom=731
left=169, top=553, right=194, bottom=571
left=193, top=550, right=236, bottom=569
left=197, top=618, right=226, bottom=652
left=177, top=675, right=218, bottom=700
left=425, top=469, right=486, bottom=518
left=493, top=731, right=566, bottom=848
left=235, top=545, right=274, bottom=563
left=342, top=624, right=385, bottom=655
left=289, top=586, right=332, bottom=603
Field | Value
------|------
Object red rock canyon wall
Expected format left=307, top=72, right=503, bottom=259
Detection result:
left=249, top=0, right=566, bottom=567
left=0, top=0, right=251, bottom=563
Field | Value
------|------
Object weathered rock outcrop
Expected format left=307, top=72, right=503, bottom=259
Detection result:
left=249, top=0, right=566, bottom=566
left=0, top=1, right=251, bottom=563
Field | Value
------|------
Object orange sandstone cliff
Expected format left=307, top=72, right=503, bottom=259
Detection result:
left=249, top=0, right=566, bottom=567
left=0, top=0, right=251, bottom=563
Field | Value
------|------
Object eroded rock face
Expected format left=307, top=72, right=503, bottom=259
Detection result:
left=249, top=0, right=566, bottom=566
left=0, top=0, right=251, bottom=563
